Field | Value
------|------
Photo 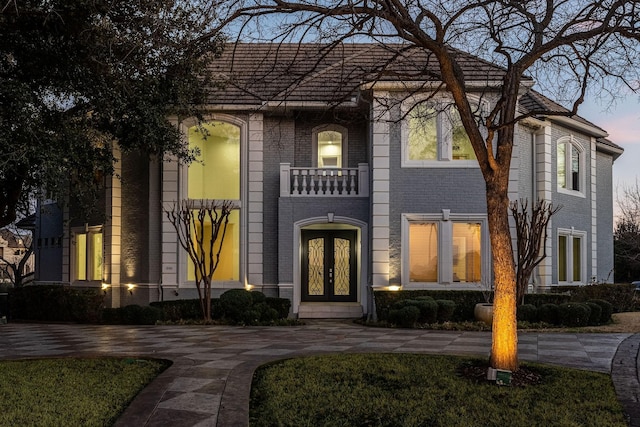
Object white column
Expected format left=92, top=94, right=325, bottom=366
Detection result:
left=371, top=94, right=390, bottom=288
left=247, top=113, right=264, bottom=286
left=105, top=143, right=122, bottom=307
left=590, top=137, right=597, bottom=282
left=535, top=123, right=553, bottom=287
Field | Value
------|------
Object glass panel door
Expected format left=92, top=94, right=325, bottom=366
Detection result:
left=301, top=230, right=357, bottom=302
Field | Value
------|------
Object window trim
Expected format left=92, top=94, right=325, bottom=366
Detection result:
left=557, top=227, right=586, bottom=285
left=71, top=225, right=103, bottom=283
left=401, top=96, right=485, bottom=168
left=556, top=136, right=586, bottom=198
left=401, top=212, right=491, bottom=288
left=312, top=124, right=349, bottom=168
left=181, top=116, right=246, bottom=286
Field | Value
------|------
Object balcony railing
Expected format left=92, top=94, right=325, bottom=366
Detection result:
left=280, top=163, right=369, bottom=197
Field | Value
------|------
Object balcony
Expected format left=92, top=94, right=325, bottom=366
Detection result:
left=280, top=163, right=369, bottom=197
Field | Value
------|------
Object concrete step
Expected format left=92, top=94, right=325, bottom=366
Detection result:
left=298, top=302, right=363, bottom=319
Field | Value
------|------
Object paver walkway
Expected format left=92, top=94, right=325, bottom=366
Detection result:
left=0, top=322, right=637, bottom=426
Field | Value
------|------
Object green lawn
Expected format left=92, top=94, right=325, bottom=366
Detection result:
left=250, top=353, right=627, bottom=427
left=0, top=358, right=169, bottom=427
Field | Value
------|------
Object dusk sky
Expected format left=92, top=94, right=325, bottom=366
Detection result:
left=579, top=92, right=640, bottom=220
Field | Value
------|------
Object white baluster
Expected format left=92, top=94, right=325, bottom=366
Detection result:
left=350, top=169, right=357, bottom=195
left=309, top=169, right=316, bottom=194
left=292, top=170, right=300, bottom=195
left=301, top=170, right=308, bottom=195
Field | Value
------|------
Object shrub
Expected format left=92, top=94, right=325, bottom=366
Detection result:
left=139, top=306, right=163, bottom=325
left=523, top=294, right=571, bottom=307
left=435, top=300, right=456, bottom=323
left=9, top=285, right=104, bottom=323
left=265, top=297, right=291, bottom=319
left=150, top=299, right=200, bottom=320
left=558, top=303, right=591, bottom=327
left=557, top=284, right=636, bottom=312
left=220, top=289, right=254, bottom=322
left=517, top=304, right=538, bottom=323
left=537, top=304, right=559, bottom=325
left=251, top=291, right=267, bottom=304
left=398, top=298, right=438, bottom=324
left=101, top=305, right=162, bottom=325
left=388, top=306, right=420, bottom=328
left=589, top=299, right=613, bottom=324
left=584, top=302, right=602, bottom=326
left=375, top=290, right=486, bottom=322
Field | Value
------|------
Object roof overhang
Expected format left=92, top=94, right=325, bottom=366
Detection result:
left=596, top=140, right=624, bottom=160
left=541, top=115, right=608, bottom=138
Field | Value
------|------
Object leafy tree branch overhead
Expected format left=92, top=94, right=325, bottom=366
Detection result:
left=218, top=0, right=640, bottom=370
left=0, top=0, right=225, bottom=227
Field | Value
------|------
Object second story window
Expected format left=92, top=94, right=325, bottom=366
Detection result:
left=317, top=130, right=342, bottom=168
left=403, top=101, right=481, bottom=167
left=557, top=137, right=584, bottom=195
left=313, top=125, right=348, bottom=169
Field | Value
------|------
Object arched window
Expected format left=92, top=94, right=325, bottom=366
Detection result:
left=557, top=137, right=584, bottom=194
left=313, top=125, right=348, bottom=168
left=187, top=121, right=241, bottom=281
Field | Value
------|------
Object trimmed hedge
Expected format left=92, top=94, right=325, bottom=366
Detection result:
left=537, top=304, right=559, bottom=324
left=516, top=304, right=538, bottom=323
left=376, top=290, right=485, bottom=322
left=9, top=285, right=104, bottom=323
left=436, top=300, right=456, bottom=322
left=554, top=284, right=636, bottom=312
left=101, top=305, right=163, bottom=325
left=150, top=299, right=206, bottom=321
left=558, top=303, right=591, bottom=327
left=150, top=292, right=291, bottom=324
left=523, top=293, right=571, bottom=307
left=589, top=299, right=613, bottom=324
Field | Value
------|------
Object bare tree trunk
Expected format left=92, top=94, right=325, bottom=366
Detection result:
left=486, top=176, right=518, bottom=371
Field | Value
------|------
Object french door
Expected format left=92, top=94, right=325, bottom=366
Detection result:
left=301, top=230, right=357, bottom=302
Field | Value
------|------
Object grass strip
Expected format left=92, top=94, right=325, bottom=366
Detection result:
left=0, top=358, right=169, bottom=426
left=250, top=353, right=626, bottom=427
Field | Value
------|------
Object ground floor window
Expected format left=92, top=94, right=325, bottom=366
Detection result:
left=403, top=213, right=486, bottom=285
left=558, top=228, right=585, bottom=283
left=186, top=209, right=240, bottom=282
left=73, top=227, right=103, bottom=281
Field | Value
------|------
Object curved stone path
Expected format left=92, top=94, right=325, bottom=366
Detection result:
left=0, top=322, right=637, bottom=426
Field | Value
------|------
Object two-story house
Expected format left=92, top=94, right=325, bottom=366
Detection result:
left=35, top=43, right=623, bottom=318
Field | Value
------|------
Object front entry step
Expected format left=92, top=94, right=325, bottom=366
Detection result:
left=298, top=302, right=363, bottom=319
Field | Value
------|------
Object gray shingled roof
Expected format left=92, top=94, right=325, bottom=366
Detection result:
left=520, top=90, right=623, bottom=153
left=207, top=43, right=516, bottom=105
left=206, top=43, right=622, bottom=153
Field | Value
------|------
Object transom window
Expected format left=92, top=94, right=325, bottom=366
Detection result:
left=403, top=213, right=488, bottom=285
left=557, top=137, right=584, bottom=195
left=403, top=101, right=482, bottom=167
left=73, top=227, right=102, bottom=281
left=187, top=121, right=241, bottom=281
left=558, top=228, right=585, bottom=284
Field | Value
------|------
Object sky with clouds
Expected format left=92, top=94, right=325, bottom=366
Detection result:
left=578, top=93, right=640, bottom=219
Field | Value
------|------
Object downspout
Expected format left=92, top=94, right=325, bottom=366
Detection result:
left=530, top=130, right=537, bottom=293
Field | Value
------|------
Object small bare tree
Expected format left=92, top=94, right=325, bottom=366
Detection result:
left=510, top=199, right=560, bottom=305
left=615, top=179, right=640, bottom=282
left=0, top=239, right=34, bottom=288
left=164, top=199, right=234, bottom=321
